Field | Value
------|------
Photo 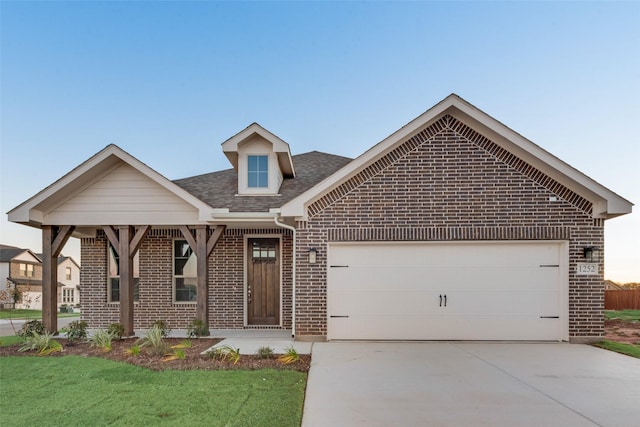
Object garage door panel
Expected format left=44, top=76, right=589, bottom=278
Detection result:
left=328, top=242, right=565, bottom=341
left=330, top=316, right=561, bottom=341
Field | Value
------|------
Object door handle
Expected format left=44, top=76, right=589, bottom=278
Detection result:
left=439, top=294, right=442, bottom=307
left=444, top=294, right=447, bottom=307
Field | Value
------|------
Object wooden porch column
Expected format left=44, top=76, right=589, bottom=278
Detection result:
left=104, top=225, right=150, bottom=337
left=179, top=225, right=226, bottom=335
left=42, top=225, right=75, bottom=333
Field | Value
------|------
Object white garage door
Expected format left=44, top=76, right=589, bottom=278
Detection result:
left=328, top=241, right=567, bottom=341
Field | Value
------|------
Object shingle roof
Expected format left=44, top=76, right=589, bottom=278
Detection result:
left=0, top=245, right=27, bottom=262
left=173, top=151, right=352, bottom=212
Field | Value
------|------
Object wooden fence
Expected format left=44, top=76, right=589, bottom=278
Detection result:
left=605, top=290, right=640, bottom=310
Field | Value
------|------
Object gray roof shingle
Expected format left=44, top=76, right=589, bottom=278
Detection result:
left=173, top=151, right=352, bottom=212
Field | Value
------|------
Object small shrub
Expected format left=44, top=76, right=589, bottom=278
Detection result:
left=187, top=318, right=208, bottom=338
left=138, top=325, right=168, bottom=356
left=162, top=348, right=186, bottom=362
left=19, top=331, right=63, bottom=355
left=207, top=345, right=241, bottom=364
left=88, top=329, right=115, bottom=352
left=256, top=346, right=274, bottom=359
left=107, top=323, right=125, bottom=340
left=62, top=320, right=88, bottom=345
left=125, top=344, right=142, bottom=357
left=17, top=320, right=44, bottom=338
left=152, top=320, right=171, bottom=338
left=278, top=345, right=300, bottom=365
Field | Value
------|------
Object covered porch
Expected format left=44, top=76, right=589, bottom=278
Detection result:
left=7, top=145, right=297, bottom=337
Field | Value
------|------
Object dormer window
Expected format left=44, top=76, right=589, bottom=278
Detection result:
left=221, top=123, right=295, bottom=196
left=248, top=155, right=269, bottom=188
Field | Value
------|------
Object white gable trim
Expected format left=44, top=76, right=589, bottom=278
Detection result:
left=8, top=144, right=215, bottom=226
left=281, top=94, right=633, bottom=220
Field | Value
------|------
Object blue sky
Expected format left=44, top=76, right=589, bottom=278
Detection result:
left=1, top=1, right=638, bottom=282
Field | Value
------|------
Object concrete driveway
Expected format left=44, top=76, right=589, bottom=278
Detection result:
left=303, top=342, right=640, bottom=427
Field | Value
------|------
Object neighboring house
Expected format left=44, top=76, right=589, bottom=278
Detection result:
left=0, top=244, right=81, bottom=310
left=7, top=95, right=633, bottom=342
left=58, top=256, right=81, bottom=307
left=0, top=244, right=44, bottom=309
left=604, top=280, right=625, bottom=291
left=36, top=254, right=82, bottom=307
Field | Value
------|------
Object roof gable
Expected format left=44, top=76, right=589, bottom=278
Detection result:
left=0, top=248, right=41, bottom=263
left=7, top=144, right=216, bottom=228
left=281, top=94, right=633, bottom=220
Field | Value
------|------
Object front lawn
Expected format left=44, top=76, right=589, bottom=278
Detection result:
left=0, top=309, right=80, bottom=319
left=605, top=309, right=640, bottom=322
left=0, top=356, right=306, bottom=426
left=595, top=340, right=640, bottom=359
left=0, top=335, right=22, bottom=347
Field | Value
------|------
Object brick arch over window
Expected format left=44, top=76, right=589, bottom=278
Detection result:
left=307, top=115, right=592, bottom=218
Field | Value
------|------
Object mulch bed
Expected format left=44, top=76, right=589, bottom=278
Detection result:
left=3, top=320, right=636, bottom=368
left=0, top=338, right=311, bottom=372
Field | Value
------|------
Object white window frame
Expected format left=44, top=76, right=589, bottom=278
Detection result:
left=247, top=154, right=269, bottom=188
left=63, top=288, right=75, bottom=304
left=65, top=266, right=72, bottom=280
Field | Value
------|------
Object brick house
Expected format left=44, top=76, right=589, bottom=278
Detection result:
left=1, top=245, right=80, bottom=310
left=8, top=95, right=632, bottom=342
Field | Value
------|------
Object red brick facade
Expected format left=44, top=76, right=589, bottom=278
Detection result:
left=79, top=114, right=605, bottom=341
left=81, top=228, right=292, bottom=330
left=295, top=115, right=604, bottom=341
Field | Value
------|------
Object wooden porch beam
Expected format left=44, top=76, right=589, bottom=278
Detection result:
left=103, top=225, right=149, bottom=337
left=42, top=225, right=75, bottom=334
left=102, top=226, right=120, bottom=255
left=118, top=226, right=135, bottom=337
left=178, top=225, right=197, bottom=252
left=195, top=225, right=209, bottom=335
left=178, top=225, right=226, bottom=335
left=207, top=225, right=226, bottom=256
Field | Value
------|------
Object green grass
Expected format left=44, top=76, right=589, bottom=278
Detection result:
left=595, top=340, right=640, bottom=359
left=605, top=310, right=640, bottom=322
left=0, top=356, right=306, bottom=426
left=0, top=335, right=23, bottom=347
left=0, top=309, right=80, bottom=319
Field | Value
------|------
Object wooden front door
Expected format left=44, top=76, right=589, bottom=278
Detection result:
left=247, top=238, right=280, bottom=325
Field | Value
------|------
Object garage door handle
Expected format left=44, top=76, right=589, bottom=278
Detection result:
left=330, top=315, right=349, bottom=318
left=439, top=295, right=447, bottom=307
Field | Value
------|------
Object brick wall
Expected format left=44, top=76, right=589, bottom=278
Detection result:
left=80, top=228, right=292, bottom=330
left=295, top=115, right=604, bottom=341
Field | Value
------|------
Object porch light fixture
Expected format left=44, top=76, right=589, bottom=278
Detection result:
left=583, top=246, right=601, bottom=263
left=308, top=248, right=317, bottom=264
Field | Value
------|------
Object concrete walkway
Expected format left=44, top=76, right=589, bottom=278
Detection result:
left=303, top=342, right=640, bottom=427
